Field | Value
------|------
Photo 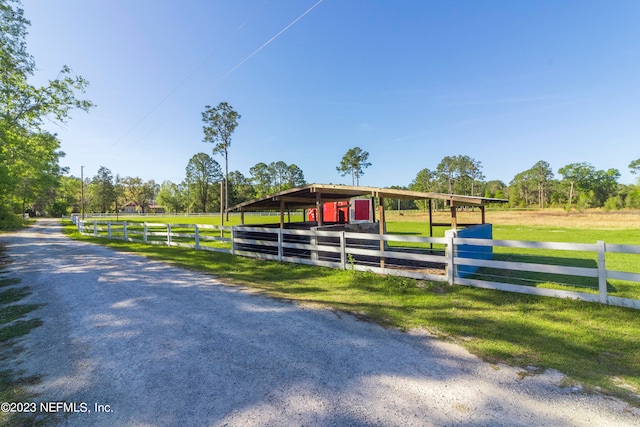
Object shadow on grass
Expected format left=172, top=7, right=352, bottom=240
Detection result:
left=0, top=245, right=43, bottom=426
left=469, top=252, right=620, bottom=294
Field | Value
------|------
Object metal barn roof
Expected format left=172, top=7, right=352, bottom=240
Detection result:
left=229, top=184, right=507, bottom=212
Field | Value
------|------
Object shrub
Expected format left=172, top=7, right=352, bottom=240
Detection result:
left=0, top=205, right=25, bottom=231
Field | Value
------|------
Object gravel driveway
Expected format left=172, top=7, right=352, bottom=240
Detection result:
left=2, top=220, right=639, bottom=426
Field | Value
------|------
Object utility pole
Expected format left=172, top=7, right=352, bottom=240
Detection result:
left=220, top=180, right=224, bottom=226
left=81, top=166, right=85, bottom=220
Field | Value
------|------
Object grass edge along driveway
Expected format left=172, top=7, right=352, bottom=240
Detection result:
left=62, top=221, right=640, bottom=408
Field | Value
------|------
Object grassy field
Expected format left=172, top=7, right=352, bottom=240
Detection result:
left=109, top=207, right=640, bottom=234
left=63, top=210, right=640, bottom=406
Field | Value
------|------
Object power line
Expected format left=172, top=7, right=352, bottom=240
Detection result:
left=215, top=0, right=324, bottom=83
left=105, top=0, right=270, bottom=152
left=107, top=0, right=324, bottom=162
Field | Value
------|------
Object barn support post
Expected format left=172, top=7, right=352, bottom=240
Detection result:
left=481, top=205, right=486, bottom=224
left=450, top=205, right=458, bottom=230
left=316, top=192, right=323, bottom=226
left=240, top=210, right=245, bottom=225
left=370, top=196, right=376, bottom=222
left=279, top=199, right=285, bottom=229
left=428, top=199, right=434, bottom=251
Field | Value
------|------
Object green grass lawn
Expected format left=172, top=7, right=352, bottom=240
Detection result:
left=384, top=221, right=640, bottom=299
left=63, top=220, right=640, bottom=406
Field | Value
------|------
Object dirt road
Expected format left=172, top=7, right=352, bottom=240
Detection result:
left=2, top=220, right=638, bottom=426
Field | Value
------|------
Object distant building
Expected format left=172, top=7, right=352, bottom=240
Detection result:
left=148, top=202, right=165, bottom=214
left=120, top=201, right=165, bottom=214
left=122, top=201, right=138, bottom=213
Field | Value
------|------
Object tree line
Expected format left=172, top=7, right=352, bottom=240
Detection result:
left=403, top=155, right=640, bottom=211
left=0, top=0, right=92, bottom=228
left=78, top=140, right=371, bottom=215
left=74, top=157, right=307, bottom=215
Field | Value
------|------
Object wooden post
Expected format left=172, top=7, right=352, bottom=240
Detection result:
left=240, top=210, right=245, bottom=225
left=370, top=196, right=376, bottom=222
left=480, top=205, right=486, bottom=224
left=316, top=192, right=323, bottom=226
left=450, top=205, right=458, bottom=230
left=379, top=197, right=385, bottom=268
left=279, top=199, right=285, bottom=229
left=428, top=199, right=433, bottom=251
left=220, top=180, right=224, bottom=227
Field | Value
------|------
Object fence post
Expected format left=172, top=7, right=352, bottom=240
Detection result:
left=123, top=222, right=128, bottom=241
left=340, top=231, right=346, bottom=270
left=194, top=225, right=200, bottom=250
left=597, top=240, right=608, bottom=304
left=278, top=228, right=283, bottom=262
left=144, top=223, right=148, bottom=243
left=93, top=219, right=98, bottom=237
left=167, top=224, right=172, bottom=246
left=107, top=221, right=112, bottom=239
left=231, top=226, right=236, bottom=256
left=311, top=230, right=318, bottom=261
left=445, top=230, right=456, bottom=285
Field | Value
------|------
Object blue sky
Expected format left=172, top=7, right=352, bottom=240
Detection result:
left=22, top=0, right=640, bottom=187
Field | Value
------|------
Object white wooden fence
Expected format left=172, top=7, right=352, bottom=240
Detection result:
left=72, top=217, right=640, bottom=310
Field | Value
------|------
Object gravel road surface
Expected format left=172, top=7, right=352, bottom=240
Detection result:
left=2, top=220, right=639, bottom=426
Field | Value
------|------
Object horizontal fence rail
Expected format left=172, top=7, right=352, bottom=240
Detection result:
left=72, top=217, right=640, bottom=310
